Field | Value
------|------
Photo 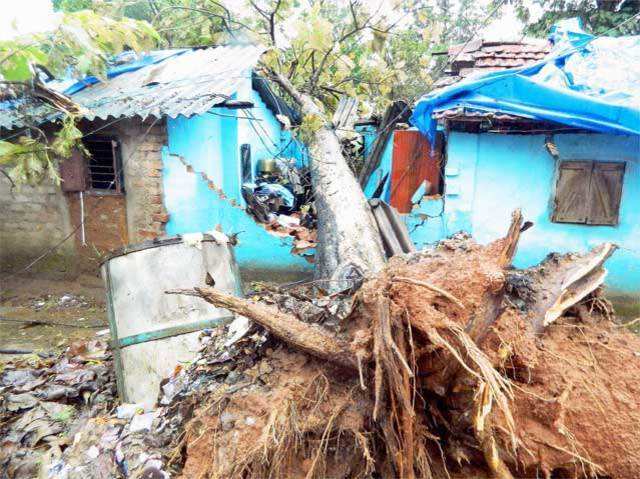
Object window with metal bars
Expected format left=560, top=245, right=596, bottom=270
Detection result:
left=83, top=135, right=124, bottom=193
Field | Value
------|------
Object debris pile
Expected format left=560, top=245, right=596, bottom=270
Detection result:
left=242, top=162, right=317, bottom=257
left=262, top=210, right=317, bottom=257
left=3, top=215, right=640, bottom=478
left=0, top=327, right=274, bottom=478
left=0, top=340, right=115, bottom=477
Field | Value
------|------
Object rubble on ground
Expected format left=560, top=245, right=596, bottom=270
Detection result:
left=2, top=218, right=639, bottom=478
left=29, top=294, right=92, bottom=311
left=262, top=210, right=317, bottom=257
left=0, top=340, right=115, bottom=477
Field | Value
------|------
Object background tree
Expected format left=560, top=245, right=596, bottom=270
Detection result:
left=53, top=0, right=246, bottom=47
left=386, top=0, right=485, bottom=100
left=512, top=0, right=640, bottom=36
left=0, top=10, right=158, bottom=184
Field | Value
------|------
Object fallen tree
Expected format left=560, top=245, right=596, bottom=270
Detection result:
left=3, top=3, right=637, bottom=478
left=153, top=213, right=639, bottom=479
left=265, top=70, right=386, bottom=287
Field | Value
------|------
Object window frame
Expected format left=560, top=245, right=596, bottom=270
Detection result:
left=551, top=159, right=625, bottom=227
left=83, top=135, right=124, bottom=195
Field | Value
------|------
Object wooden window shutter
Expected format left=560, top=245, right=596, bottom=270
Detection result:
left=59, top=149, right=88, bottom=192
left=587, top=162, right=625, bottom=226
left=552, top=161, right=592, bottom=224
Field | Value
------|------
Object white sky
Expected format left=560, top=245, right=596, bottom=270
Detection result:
left=483, top=2, right=544, bottom=40
left=0, top=0, right=56, bottom=40
left=0, top=0, right=542, bottom=41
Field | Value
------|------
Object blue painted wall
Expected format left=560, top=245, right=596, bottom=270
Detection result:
left=363, top=134, right=394, bottom=201
left=162, top=80, right=312, bottom=274
left=356, top=124, right=377, bottom=161
left=166, top=106, right=241, bottom=201
left=237, top=80, right=308, bottom=175
left=410, top=131, right=640, bottom=296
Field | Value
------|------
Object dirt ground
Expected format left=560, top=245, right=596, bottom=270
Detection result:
left=0, top=274, right=108, bottom=357
left=0, top=271, right=311, bottom=358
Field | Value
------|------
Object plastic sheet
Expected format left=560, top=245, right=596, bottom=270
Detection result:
left=59, top=49, right=188, bottom=96
left=411, top=19, right=640, bottom=141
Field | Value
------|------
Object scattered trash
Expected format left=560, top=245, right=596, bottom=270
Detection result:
left=86, top=446, right=100, bottom=460
left=116, top=403, right=145, bottom=420
left=129, top=412, right=155, bottom=433
left=29, top=294, right=91, bottom=311
left=224, top=315, right=251, bottom=347
left=0, top=340, right=115, bottom=478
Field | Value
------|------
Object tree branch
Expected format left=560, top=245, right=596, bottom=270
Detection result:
left=268, top=0, right=283, bottom=45
left=306, top=1, right=386, bottom=94
left=167, top=287, right=360, bottom=370
left=152, top=5, right=255, bottom=39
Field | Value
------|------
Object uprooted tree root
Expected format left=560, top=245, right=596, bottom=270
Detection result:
left=171, top=212, right=640, bottom=479
left=176, top=350, right=376, bottom=479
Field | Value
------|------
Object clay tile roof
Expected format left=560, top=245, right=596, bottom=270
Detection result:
left=433, top=38, right=551, bottom=88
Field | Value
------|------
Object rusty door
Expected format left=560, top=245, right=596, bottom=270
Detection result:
left=389, top=130, right=443, bottom=213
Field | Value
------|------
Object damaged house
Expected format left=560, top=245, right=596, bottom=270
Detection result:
left=364, top=22, right=640, bottom=312
left=0, top=44, right=314, bottom=280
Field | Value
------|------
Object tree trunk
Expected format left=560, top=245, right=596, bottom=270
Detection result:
left=268, top=71, right=386, bottom=286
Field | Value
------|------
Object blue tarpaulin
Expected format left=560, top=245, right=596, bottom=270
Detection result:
left=59, top=49, right=188, bottom=96
left=411, top=19, right=640, bottom=141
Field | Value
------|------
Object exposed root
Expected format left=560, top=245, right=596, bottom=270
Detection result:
left=168, top=287, right=361, bottom=369
left=304, top=400, right=347, bottom=479
left=392, top=276, right=466, bottom=310
left=619, top=317, right=640, bottom=329
left=370, top=294, right=423, bottom=478
left=165, top=218, right=639, bottom=479
left=473, top=382, right=514, bottom=479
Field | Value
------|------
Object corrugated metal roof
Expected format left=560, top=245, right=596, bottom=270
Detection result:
left=0, top=44, right=265, bottom=130
left=332, top=96, right=359, bottom=136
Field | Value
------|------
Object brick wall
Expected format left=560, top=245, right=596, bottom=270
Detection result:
left=0, top=117, right=170, bottom=276
left=108, top=118, right=169, bottom=243
left=0, top=180, right=76, bottom=275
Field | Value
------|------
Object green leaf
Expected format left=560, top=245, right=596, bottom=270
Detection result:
left=0, top=141, right=23, bottom=162
left=0, top=44, right=49, bottom=81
